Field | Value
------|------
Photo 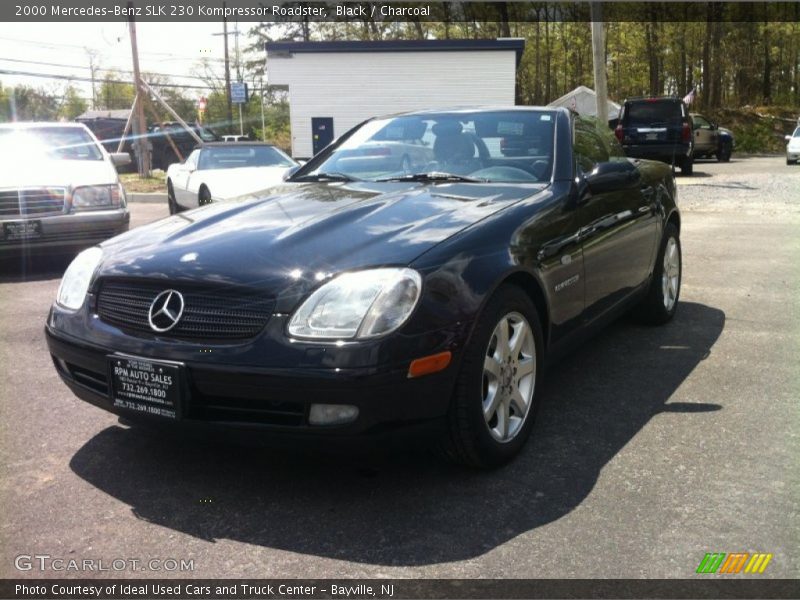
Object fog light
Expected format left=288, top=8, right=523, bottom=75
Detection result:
left=309, top=404, right=359, bottom=426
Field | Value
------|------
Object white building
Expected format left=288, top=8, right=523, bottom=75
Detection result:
left=266, top=39, right=525, bottom=159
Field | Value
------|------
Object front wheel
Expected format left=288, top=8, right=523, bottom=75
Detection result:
left=167, top=180, right=179, bottom=215
left=441, top=285, right=544, bottom=469
left=634, top=223, right=681, bottom=325
left=199, top=186, right=212, bottom=206
left=717, top=142, right=732, bottom=162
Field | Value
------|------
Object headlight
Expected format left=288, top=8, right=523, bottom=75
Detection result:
left=288, top=268, right=422, bottom=340
left=72, top=184, right=125, bottom=210
left=56, top=247, right=103, bottom=310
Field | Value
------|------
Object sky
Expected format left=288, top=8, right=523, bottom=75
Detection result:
left=0, top=22, right=254, bottom=103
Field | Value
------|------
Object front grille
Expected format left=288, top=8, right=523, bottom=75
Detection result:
left=0, top=188, right=66, bottom=217
left=96, top=279, right=274, bottom=341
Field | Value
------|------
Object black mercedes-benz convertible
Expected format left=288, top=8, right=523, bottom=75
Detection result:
left=46, top=107, right=681, bottom=468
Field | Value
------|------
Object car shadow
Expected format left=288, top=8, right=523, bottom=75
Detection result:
left=69, top=301, right=724, bottom=566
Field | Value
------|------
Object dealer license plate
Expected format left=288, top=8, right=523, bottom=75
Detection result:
left=109, top=356, right=182, bottom=420
left=3, top=220, right=41, bottom=240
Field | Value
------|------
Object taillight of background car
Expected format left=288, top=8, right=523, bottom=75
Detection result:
left=682, top=122, right=691, bottom=142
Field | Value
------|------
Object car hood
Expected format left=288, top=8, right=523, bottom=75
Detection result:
left=1, top=157, right=118, bottom=189
left=98, top=180, right=545, bottom=296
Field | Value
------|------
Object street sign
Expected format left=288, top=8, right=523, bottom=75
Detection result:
left=231, top=82, right=248, bottom=104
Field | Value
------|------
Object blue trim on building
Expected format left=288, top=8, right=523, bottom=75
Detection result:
left=266, top=39, right=526, bottom=67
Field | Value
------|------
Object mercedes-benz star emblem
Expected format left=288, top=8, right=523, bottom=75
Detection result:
left=148, top=290, right=185, bottom=333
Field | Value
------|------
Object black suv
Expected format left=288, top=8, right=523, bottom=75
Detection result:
left=615, top=97, right=694, bottom=174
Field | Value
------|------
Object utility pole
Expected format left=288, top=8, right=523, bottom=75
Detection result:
left=260, top=78, right=266, bottom=141
left=85, top=48, right=99, bottom=110
left=222, top=3, right=233, bottom=132
left=591, top=3, right=609, bottom=125
left=213, top=14, right=243, bottom=134
left=127, top=1, right=151, bottom=176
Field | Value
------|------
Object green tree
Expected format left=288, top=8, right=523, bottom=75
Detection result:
left=59, top=85, right=88, bottom=120
left=98, top=72, right=135, bottom=110
left=0, top=83, right=59, bottom=121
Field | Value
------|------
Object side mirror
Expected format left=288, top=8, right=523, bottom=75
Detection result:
left=585, top=161, right=641, bottom=195
left=110, top=152, right=131, bottom=167
left=786, top=135, right=792, bottom=142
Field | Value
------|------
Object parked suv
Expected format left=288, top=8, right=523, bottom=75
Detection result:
left=615, top=97, right=694, bottom=174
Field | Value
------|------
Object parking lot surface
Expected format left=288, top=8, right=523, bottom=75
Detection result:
left=0, top=156, right=797, bottom=578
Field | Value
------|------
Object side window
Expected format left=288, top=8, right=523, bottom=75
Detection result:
left=693, top=115, right=710, bottom=129
left=574, top=119, right=609, bottom=173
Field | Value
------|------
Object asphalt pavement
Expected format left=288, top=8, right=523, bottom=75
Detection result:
left=0, top=156, right=797, bottom=579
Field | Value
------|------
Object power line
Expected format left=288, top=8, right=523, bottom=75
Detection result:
left=0, top=57, right=218, bottom=82
left=0, top=68, right=217, bottom=91
left=0, top=35, right=226, bottom=62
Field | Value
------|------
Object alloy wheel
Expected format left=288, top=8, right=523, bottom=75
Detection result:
left=482, top=311, right=536, bottom=443
left=662, top=236, right=680, bottom=311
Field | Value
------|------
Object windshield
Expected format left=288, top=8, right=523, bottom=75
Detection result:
left=792, top=127, right=800, bottom=138
left=198, top=145, right=295, bottom=170
left=0, top=127, right=103, bottom=161
left=300, top=110, right=556, bottom=183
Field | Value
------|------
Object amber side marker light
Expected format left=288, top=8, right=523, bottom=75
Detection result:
left=408, top=351, right=452, bottom=378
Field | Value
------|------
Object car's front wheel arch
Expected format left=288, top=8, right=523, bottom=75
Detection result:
left=501, top=271, right=550, bottom=352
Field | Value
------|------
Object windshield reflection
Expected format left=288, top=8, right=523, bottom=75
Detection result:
left=297, top=110, right=557, bottom=184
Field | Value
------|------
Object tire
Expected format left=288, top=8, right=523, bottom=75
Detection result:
left=167, top=180, right=179, bottom=215
left=787, top=157, right=796, bottom=166
left=680, top=155, right=694, bottom=175
left=717, top=142, right=731, bottom=162
left=441, top=285, right=544, bottom=469
left=199, top=186, right=212, bottom=206
left=634, top=222, right=681, bottom=325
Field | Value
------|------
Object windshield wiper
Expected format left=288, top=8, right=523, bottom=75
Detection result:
left=375, top=171, right=487, bottom=183
left=291, top=171, right=360, bottom=182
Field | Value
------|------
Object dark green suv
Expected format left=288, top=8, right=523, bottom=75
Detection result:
left=615, top=97, right=695, bottom=174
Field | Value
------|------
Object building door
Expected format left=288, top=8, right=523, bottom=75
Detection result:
left=311, top=117, right=334, bottom=155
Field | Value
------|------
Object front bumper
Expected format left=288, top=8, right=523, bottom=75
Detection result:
left=46, top=326, right=458, bottom=440
left=0, top=209, right=129, bottom=255
left=787, top=149, right=800, bottom=161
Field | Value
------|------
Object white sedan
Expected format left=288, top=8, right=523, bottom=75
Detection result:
left=166, top=143, right=298, bottom=214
